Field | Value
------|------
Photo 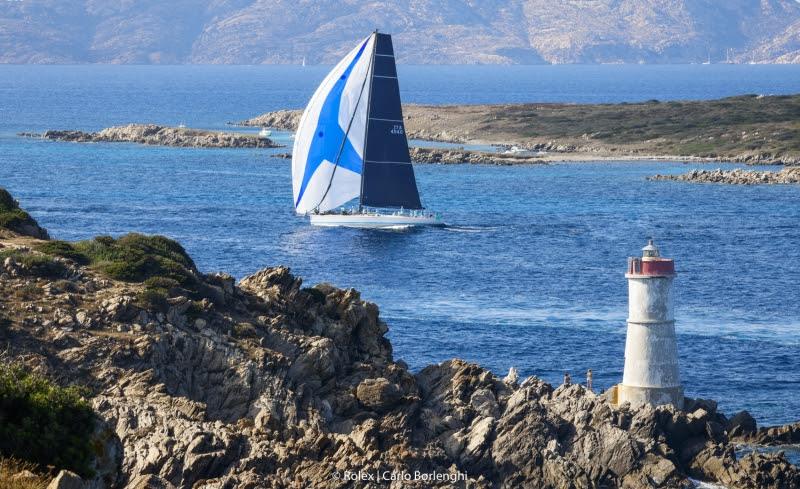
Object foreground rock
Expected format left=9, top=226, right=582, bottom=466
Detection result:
left=649, top=167, right=800, bottom=185
left=1, top=191, right=798, bottom=488
left=21, top=124, right=279, bottom=149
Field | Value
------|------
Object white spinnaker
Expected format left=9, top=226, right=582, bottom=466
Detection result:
left=292, top=35, right=374, bottom=214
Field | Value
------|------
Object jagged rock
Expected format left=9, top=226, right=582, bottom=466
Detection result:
left=125, top=474, right=176, bottom=489
left=355, top=377, right=402, bottom=412
left=12, top=470, right=39, bottom=481
left=650, top=166, right=800, bottom=185
left=746, top=421, right=800, bottom=445
left=727, top=410, right=757, bottom=438
left=47, top=470, right=84, bottom=489
left=503, top=366, right=518, bottom=385
left=409, top=146, right=546, bottom=165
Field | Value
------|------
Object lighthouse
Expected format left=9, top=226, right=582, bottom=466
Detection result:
left=617, top=239, right=684, bottom=408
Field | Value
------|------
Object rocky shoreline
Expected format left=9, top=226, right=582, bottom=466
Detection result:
left=649, top=167, right=800, bottom=185
left=0, top=188, right=799, bottom=489
left=238, top=95, right=800, bottom=166
left=269, top=147, right=547, bottom=165
left=20, top=124, right=280, bottom=149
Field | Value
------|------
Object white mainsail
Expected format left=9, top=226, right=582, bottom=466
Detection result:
left=292, top=35, right=375, bottom=214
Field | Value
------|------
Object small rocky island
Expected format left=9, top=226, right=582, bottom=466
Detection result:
left=0, top=188, right=798, bottom=489
left=238, top=94, right=800, bottom=165
left=649, top=167, right=800, bottom=185
left=20, top=124, right=279, bottom=149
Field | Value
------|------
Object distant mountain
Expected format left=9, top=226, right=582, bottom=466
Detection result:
left=2, top=0, right=800, bottom=64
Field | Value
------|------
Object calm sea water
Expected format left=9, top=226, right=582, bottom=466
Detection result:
left=1, top=65, right=799, bottom=426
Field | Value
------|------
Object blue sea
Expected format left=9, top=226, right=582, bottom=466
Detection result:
left=1, top=65, right=799, bottom=427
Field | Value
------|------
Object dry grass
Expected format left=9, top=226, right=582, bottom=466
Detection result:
left=0, top=458, right=49, bottom=489
left=404, top=94, right=800, bottom=161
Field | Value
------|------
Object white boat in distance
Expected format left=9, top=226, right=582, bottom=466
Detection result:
left=291, top=31, right=440, bottom=228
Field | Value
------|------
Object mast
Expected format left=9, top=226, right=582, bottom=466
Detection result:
left=359, top=30, right=378, bottom=211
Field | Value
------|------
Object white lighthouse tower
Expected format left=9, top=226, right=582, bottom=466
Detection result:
left=617, top=239, right=684, bottom=408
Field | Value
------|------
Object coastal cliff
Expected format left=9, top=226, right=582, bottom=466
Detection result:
left=0, top=189, right=798, bottom=489
left=20, top=124, right=278, bottom=149
left=239, top=95, right=800, bottom=165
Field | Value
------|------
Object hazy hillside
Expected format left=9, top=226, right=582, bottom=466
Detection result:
left=2, top=0, right=800, bottom=64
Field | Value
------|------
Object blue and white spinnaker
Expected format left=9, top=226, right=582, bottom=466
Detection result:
left=292, top=35, right=375, bottom=214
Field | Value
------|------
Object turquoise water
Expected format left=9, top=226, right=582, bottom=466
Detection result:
left=1, top=65, right=799, bottom=426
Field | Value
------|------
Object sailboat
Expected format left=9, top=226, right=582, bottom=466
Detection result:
left=291, top=31, right=440, bottom=228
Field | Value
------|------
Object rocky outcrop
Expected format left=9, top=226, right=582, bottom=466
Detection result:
left=20, top=124, right=279, bottom=149
left=734, top=421, right=800, bottom=446
left=234, top=110, right=301, bottom=130
left=649, top=167, right=800, bottom=185
left=259, top=147, right=548, bottom=165
left=0, top=191, right=798, bottom=489
left=0, top=188, right=49, bottom=239
left=409, top=147, right=546, bottom=165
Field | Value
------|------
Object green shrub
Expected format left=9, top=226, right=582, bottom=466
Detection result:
left=74, top=233, right=197, bottom=287
left=135, top=288, right=169, bottom=312
left=232, top=322, right=257, bottom=338
left=0, top=189, right=47, bottom=238
left=35, top=241, right=89, bottom=265
left=185, top=300, right=206, bottom=322
left=143, top=276, right=180, bottom=291
left=0, top=363, right=95, bottom=478
left=302, top=287, right=327, bottom=305
left=0, top=250, right=66, bottom=278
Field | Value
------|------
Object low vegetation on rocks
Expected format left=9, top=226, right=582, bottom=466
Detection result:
left=243, top=95, right=800, bottom=165
left=0, top=458, right=49, bottom=489
left=0, top=362, right=96, bottom=478
left=0, top=189, right=48, bottom=239
left=0, top=249, right=67, bottom=278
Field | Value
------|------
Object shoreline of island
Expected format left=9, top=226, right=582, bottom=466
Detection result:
left=19, top=123, right=281, bottom=149
left=235, top=94, right=800, bottom=167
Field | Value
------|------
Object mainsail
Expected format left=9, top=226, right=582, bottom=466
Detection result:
left=292, top=32, right=422, bottom=214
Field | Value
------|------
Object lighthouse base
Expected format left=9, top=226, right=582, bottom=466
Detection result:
left=617, top=384, right=684, bottom=409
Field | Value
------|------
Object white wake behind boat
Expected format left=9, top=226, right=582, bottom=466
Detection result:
left=291, top=31, right=440, bottom=228
left=310, top=209, right=438, bottom=229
